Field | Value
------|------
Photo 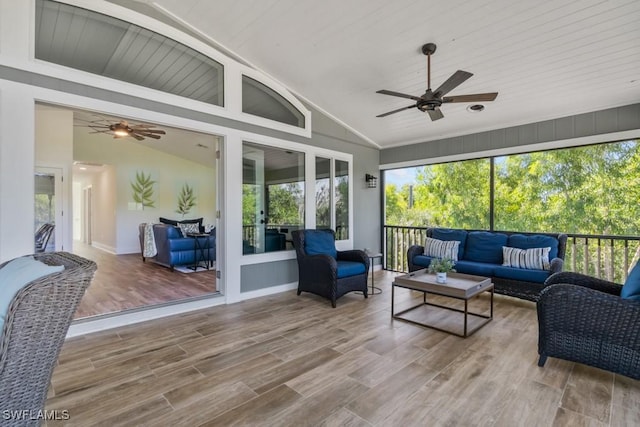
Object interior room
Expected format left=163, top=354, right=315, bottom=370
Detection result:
left=0, top=0, right=639, bottom=426
left=35, top=103, right=220, bottom=318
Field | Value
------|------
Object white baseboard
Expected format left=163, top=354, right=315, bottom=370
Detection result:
left=67, top=294, right=225, bottom=338
left=240, top=281, right=298, bottom=300
left=90, top=241, right=116, bottom=254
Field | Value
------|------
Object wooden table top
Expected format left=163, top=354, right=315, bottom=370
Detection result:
left=393, top=269, right=493, bottom=299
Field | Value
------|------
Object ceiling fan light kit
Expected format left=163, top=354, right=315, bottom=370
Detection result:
left=376, top=42, right=498, bottom=121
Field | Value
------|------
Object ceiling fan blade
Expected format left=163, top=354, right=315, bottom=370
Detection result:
left=427, top=108, right=444, bottom=121
left=137, top=132, right=161, bottom=140
left=130, top=133, right=145, bottom=141
left=132, top=128, right=166, bottom=134
left=376, top=105, right=417, bottom=118
left=376, top=90, right=422, bottom=101
left=433, top=70, right=473, bottom=97
left=443, top=92, right=498, bottom=103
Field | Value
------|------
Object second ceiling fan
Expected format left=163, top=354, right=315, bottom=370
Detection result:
left=376, top=43, right=498, bottom=121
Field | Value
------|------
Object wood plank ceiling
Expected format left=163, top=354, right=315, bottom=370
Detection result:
left=145, top=0, right=640, bottom=148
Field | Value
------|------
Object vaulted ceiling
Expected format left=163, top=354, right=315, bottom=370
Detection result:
left=131, top=0, right=639, bottom=148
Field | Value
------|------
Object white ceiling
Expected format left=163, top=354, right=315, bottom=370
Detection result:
left=142, top=0, right=640, bottom=148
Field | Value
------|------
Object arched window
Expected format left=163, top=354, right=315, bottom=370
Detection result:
left=35, top=0, right=224, bottom=106
left=242, top=76, right=305, bottom=128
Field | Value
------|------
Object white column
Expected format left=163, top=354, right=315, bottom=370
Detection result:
left=0, top=82, right=36, bottom=261
left=0, top=0, right=31, bottom=63
left=222, top=132, right=243, bottom=303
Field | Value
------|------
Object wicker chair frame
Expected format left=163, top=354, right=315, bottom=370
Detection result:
left=537, top=272, right=640, bottom=379
left=0, top=252, right=96, bottom=425
left=292, top=230, right=368, bottom=308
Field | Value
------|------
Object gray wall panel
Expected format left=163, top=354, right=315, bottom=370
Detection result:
left=240, top=259, right=298, bottom=293
left=380, top=103, right=640, bottom=165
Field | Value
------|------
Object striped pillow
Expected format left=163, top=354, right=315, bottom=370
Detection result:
left=424, top=237, right=460, bottom=261
left=502, top=246, right=551, bottom=270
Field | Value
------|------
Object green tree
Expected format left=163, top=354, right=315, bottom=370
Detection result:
left=268, top=183, right=304, bottom=225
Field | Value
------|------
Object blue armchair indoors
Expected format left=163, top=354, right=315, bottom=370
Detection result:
left=291, top=229, right=369, bottom=307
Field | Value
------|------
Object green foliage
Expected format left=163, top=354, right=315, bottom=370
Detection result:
left=428, top=257, right=456, bottom=273
left=316, top=179, right=331, bottom=228
left=385, top=140, right=640, bottom=237
left=175, top=183, right=197, bottom=217
left=268, top=183, right=304, bottom=225
left=130, top=171, right=155, bottom=209
left=386, top=159, right=490, bottom=228
left=242, top=184, right=258, bottom=225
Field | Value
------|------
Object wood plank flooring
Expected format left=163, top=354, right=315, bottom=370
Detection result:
left=72, top=243, right=216, bottom=319
left=47, top=271, right=640, bottom=426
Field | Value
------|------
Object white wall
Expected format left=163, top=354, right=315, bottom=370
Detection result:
left=74, top=130, right=216, bottom=254
left=91, top=165, right=117, bottom=252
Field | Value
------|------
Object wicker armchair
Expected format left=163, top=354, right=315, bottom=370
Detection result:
left=292, top=229, right=368, bottom=307
left=0, top=252, right=96, bottom=425
left=537, top=271, right=640, bottom=379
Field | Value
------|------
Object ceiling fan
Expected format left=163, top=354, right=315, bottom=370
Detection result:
left=376, top=43, right=498, bottom=121
left=80, top=117, right=167, bottom=141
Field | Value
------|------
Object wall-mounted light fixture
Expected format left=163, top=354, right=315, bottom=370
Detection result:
left=365, top=174, right=377, bottom=188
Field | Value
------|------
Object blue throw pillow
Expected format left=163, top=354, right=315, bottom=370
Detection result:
left=508, top=234, right=559, bottom=260
left=304, top=230, right=337, bottom=259
left=431, top=228, right=467, bottom=260
left=0, top=256, right=64, bottom=332
left=464, top=231, right=508, bottom=264
left=621, top=262, right=640, bottom=301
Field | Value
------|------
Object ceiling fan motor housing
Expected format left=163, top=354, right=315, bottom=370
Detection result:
left=417, top=98, right=442, bottom=112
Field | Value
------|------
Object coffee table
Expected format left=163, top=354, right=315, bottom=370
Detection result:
left=392, top=269, right=493, bottom=337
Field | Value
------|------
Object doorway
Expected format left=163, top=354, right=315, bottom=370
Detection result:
left=34, top=167, right=63, bottom=252
left=35, top=103, right=223, bottom=319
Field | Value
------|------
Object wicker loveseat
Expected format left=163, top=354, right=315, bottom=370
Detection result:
left=0, top=252, right=96, bottom=425
left=537, top=271, right=640, bottom=379
left=408, top=228, right=568, bottom=301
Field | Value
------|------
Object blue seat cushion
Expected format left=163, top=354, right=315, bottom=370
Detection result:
left=507, top=234, right=559, bottom=260
left=412, top=255, right=433, bottom=268
left=464, top=231, right=508, bottom=264
left=621, top=263, right=640, bottom=301
left=336, top=260, right=366, bottom=278
left=454, top=260, right=496, bottom=277
left=0, top=256, right=64, bottom=332
left=304, top=230, right=337, bottom=258
left=493, top=266, right=550, bottom=284
left=431, top=228, right=468, bottom=260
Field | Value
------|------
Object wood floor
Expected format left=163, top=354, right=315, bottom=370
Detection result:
left=72, top=243, right=217, bottom=319
left=47, top=271, right=640, bottom=426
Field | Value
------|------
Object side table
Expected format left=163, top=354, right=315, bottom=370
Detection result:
left=365, top=251, right=383, bottom=295
left=187, top=233, right=211, bottom=271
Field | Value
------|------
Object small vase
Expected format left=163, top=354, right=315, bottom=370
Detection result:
left=436, top=272, right=447, bottom=284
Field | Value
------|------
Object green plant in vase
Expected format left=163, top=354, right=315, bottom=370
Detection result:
left=176, top=183, right=197, bottom=217
left=428, top=257, right=456, bottom=283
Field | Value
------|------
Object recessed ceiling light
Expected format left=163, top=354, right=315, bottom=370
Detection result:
left=467, top=104, right=485, bottom=113
left=79, top=167, right=87, bottom=170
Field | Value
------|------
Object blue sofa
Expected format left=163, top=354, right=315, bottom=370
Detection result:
left=408, top=228, right=567, bottom=301
left=138, top=223, right=216, bottom=270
